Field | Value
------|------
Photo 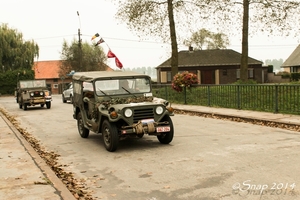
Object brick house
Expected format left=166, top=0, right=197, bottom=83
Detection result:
left=281, top=44, right=300, bottom=73
left=33, top=60, right=113, bottom=94
left=156, top=48, right=267, bottom=84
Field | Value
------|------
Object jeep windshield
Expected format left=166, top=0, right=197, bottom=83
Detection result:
left=19, top=80, right=47, bottom=89
left=95, top=77, right=151, bottom=96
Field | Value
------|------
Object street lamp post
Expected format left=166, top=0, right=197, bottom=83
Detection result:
left=77, top=11, right=83, bottom=71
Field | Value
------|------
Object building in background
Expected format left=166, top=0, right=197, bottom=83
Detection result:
left=33, top=60, right=113, bottom=94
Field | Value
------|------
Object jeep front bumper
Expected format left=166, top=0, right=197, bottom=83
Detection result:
left=121, top=120, right=170, bottom=135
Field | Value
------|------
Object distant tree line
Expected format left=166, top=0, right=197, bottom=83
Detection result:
left=264, top=59, right=284, bottom=72
left=128, top=67, right=157, bottom=79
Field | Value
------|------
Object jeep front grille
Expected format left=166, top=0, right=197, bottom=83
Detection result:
left=133, top=108, right=154, bottom=123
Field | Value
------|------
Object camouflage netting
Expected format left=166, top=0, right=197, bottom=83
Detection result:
left=99, top=96, right=154, bottom=109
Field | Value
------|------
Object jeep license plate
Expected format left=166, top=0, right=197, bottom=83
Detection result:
left=156, top=126, right=170, bottom=132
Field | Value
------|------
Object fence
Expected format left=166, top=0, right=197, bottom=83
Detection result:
left=152, top=84, right=300, bottom=115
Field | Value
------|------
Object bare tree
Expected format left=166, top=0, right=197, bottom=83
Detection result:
left=115, top=0, right=201, bottom=78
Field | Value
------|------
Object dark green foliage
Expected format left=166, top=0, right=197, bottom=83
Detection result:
left=0, top=24, right=38, bottom=95
left=281, top=72, right=291, bottom=79
left=59, top=39, right=107, bottom=77
left=290, top=73, right=300, bottom=81
left=232, top=80, right=258, bottom=85
left=267, top=65, right=273, bottom=73
left=0, top=70, right=34, bottom=95
left=0, top=24, right=39, bottom=72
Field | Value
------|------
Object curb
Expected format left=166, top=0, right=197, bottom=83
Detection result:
left=0, top=112, right=76, bottom=200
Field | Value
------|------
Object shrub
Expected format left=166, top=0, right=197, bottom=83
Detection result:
left=291, top=73, right=300, bottom=81
left=171, top=71, right=199, bottom=92
left=232, top=79, right=258, bottom=85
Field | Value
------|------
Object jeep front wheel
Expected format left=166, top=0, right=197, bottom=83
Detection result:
left=157, top=115, right=174, bottom=144
left=23, top=103, right=28, bottom=111
left=77, top=112, right=89, bottom=138
left=102, top=120, right=119, bottom=152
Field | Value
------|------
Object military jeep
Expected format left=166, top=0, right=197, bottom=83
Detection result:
left=16, top=80, right=52, bottom=110
left=72, top=71, right=174, bottom=152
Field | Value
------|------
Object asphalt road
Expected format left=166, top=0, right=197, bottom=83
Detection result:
left=0, top=95, right=299, bottom=200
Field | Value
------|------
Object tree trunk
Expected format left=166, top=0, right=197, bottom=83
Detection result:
left=167, top=0, right=178, bottom=78
left=240, top=0, right=249, bottom=82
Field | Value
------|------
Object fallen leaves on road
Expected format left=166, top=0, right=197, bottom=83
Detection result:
left=0, top=107, right=93, bottom=200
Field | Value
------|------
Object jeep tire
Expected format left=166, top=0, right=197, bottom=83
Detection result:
left=157, top=115, right=174, bottom=144
left=46, top=102, right=51, bottom=109
left=102, top=120, right=119, bottom=152
left=23, top=103, right=27, bottom=111
left=77, top=112, right=89, bottom=138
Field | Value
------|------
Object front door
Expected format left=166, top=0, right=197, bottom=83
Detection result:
left=201, top=70, right=215, bottom=84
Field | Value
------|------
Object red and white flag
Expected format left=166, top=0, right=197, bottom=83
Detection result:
left=107, top=49, right=116, bottom=58
left=115, top=57, right=123, bottom=69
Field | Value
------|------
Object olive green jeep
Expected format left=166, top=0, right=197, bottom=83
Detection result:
left=72, top=71, right=174, bottom=152
left=16, top=80, right=52, bottom=110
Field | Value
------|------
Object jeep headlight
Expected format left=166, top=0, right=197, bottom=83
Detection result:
left=40, top=91, right=44, bottom=95
left=155, top=106, right=163, bottom=115
left=30, top=92, right=34, bottom=96
left=124, top=108, right=133, bottom=118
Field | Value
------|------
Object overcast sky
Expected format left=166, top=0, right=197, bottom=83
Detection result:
left=1, top=0, right=299, bottom=70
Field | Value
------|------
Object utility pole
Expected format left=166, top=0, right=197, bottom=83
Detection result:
left=77, top=11, right=83, bottom=71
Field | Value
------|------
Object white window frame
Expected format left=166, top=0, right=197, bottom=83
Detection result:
left=167, top=72, right=172, bottom=82
left=248, top=68, right=254, bottom=78
left=237, top=69, right=240, bottom=79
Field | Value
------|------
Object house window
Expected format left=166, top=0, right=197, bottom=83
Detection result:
left=291, top=67, right=297, bottom=73
left=248, top=68, right=254, bottom=78
left=167, top=72, right=172, bottom=82
left=236, top=69, right=240, bottom=79
left=53, top=79, right=58, bottom=83
left=222, top=69, right=227, bottom=76
left=53, top=84, right=58, bottom=88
